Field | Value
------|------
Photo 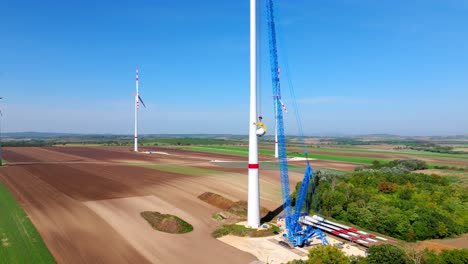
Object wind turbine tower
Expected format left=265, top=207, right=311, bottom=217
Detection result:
left=134, top=66, right=146, bottom=152
left=247, top=0, right=260, bottom=229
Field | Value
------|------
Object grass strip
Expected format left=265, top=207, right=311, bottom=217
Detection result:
left=141, top=164, right=217, bottom=176
left=0, top=182, right=55, bottom=263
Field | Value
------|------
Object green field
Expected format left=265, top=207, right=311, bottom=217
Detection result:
left=141, top=138, right=243, bottom=146
left=308, top=146, right=468, bottom=160
left=58, top=143, right=102, bottom=147
left=212, top=161, right=346, bottom=174
left=180, top=145, right=467, bottom=169
left=141, top=164, right=218, bottom=176
left=181, top=145, right=387, bottom=165
left=0, top=182, right=55, bottom=263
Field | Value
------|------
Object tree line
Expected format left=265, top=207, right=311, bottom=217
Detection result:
left=297, top=160, right=467, bottom=241
left=289, top=244, right=468, bottom=264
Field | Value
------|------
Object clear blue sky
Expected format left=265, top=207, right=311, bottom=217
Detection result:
left=1, top=0, right=467, bottom=136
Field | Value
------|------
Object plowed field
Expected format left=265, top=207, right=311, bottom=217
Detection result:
left=0, top=147, right=260, bottom=263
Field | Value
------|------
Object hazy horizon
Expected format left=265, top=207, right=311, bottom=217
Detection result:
left=2, top=131, right=467, bottom=138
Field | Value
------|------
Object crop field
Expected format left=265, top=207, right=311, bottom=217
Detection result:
left=180, top=145, right=468, bottom=168
left=181, top=145, right=386, bottom=164
left=0, top=182, right=55, bottom=264
left=141, top=164, right=219, bottom=176
left=140, top=137, right=243, bottom=146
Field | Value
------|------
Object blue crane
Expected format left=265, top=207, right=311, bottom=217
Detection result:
left=265, top=0, right=328, bottom=247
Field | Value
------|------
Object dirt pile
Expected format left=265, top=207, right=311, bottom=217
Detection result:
left=141, top=211, right=193, bottom=234
left=199, top=192, right=271, bottom=218
left=198, top=192, right=235, bottom=210
left=227, top=201, right=248, bottom=216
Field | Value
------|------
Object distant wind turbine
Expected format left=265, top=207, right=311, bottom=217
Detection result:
left=133, top=66, right=146, bottom=152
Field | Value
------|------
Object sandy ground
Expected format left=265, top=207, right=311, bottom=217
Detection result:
left=219, top=236, right=307, bottom=263
left=218, top=232, right=366, bottom=264
left=85, top=196, right=253, bottom=263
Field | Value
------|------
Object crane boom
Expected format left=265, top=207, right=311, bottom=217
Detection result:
left=265, top=0, right=328, bottom=246
left=265, top=0, right=293, bottom=240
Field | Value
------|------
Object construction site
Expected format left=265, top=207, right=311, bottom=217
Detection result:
left=0, top=145, right=375, bottom=263
left=1, top=0, right=467, bottom=264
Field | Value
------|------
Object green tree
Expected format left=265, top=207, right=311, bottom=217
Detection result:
left=306, top=245, right=349, bottom=264
left=439, top=249, right=468, bottom=264
left=288, top=260, right=306, bottom=264
left=398, top=187, right=413, bottom=200
left=378, top=181, right=397, bottom=194
left=366, top=244, right=409, bottom=264
left=349, top=255, right=367, bottom=264
left=420, top=248, right=442, bottom=264
left=321, top=191, right=347, bottom=217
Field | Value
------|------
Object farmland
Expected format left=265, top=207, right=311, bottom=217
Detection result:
left=0, top=146, right=299, bottom=263
left=179, top=144, right=468, bottom=169
left=0, top=135, right=466, bottom=263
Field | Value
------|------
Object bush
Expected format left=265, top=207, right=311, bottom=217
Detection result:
left=439, top=249, right=468, bottom=264
left=378, top=181, right=397, bottom=193
left=307, top=245, right=349, bottom=264
left=316, top=159, right=466, bottom=241
left=367, top=244, right=409, bottom=264
left=288, top=245, right=350, bottom=264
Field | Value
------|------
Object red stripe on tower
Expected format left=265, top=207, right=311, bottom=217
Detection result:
left=248, top=164, right=259, bottom=169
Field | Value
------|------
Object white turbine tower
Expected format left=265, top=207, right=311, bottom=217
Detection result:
left=247, top=0, right=260, bottom=228
left=134, top=66, right=146, bottom=152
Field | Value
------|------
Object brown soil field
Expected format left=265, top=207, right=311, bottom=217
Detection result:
left=423, top=234, right=468, bottom=251
left=0, top=147, right=259, bottom=263
left=417, top=241, right=457, bottom=253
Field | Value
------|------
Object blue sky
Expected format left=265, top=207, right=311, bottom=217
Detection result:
left=0, top=0, right=467, bottom=136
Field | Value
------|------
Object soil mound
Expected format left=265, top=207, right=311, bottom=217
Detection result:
left=199, top=192, right=271, bottom=217
left=141, top=211, right=193, bottom=234
left=227, top=201, right=248, bottom=216
left=198, top=192, right=235, bottom=210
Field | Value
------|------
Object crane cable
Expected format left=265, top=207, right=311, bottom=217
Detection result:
left=275, top=5, right=322, bottom=214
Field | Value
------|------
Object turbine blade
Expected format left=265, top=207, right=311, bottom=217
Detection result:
left=138, top=96, right=146, bottom=108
